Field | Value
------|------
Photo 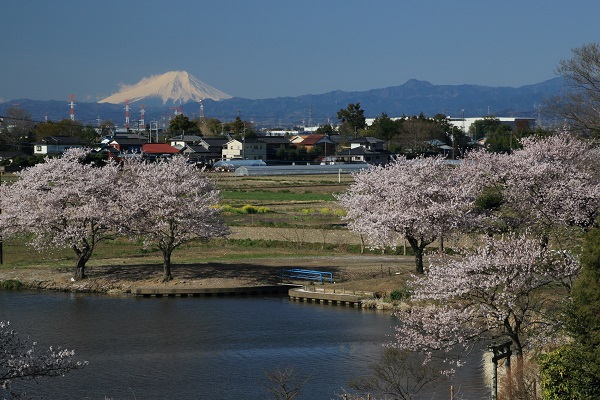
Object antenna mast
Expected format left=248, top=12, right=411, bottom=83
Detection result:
left=125, top=99, right=131, bottom=130
left=140, top=105, right=146, bottom=130
left=69, top=94, right=76, bottom=121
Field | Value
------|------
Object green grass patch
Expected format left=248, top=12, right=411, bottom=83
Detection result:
left=1, top=279, right=23, bottom=290
left=221, top=190, right=335, bottom=202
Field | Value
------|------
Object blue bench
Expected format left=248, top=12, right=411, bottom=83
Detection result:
left=280, top=269, right=333, bottom=283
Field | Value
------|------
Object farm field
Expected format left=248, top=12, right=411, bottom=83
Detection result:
left=0, top=172, right=422, bottom=295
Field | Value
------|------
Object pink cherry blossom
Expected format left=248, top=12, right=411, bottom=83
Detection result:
left=393, top=234, right=580, bottom=369
left=1, top=320, right=87, bottom=397
left=0, top=148, right=121, bottom=280
left=118, top=156, right=229, bottom=281
left=337, top=155, right=476, bottom=274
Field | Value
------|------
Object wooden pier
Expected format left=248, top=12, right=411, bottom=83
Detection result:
left=288, top=287, right=365, bottom=307
left=133, top=284, right=298, bottom=298
left=132, top=285, right=368, bottom=308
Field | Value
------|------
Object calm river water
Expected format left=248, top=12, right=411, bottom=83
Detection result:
left=1, top=291, right=488, bottom=399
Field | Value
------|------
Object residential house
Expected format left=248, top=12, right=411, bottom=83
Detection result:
left=200, top=137, right=229, bottom=154
left=181, top=137, right=228, bottom=165
left=0, top=150, right=28, bottom=163
left=0, top=150, right=30, bottom=171
left=141, top=143, right=181, bottom=161
left=289, top=134, right=308, bottom=145
left=168, top=135, right=204, bottom=149
left=33, top=136, right=88, bottom=156
left=108, top=138, right=145, bottom=157
left=351, top=136, right=386, bottom=151
left=257, top=136, right=293, bottom=161
left=298, top=134, right=336, bottom=159
left=222, top=138, right=267, bottom=161
left=336, top=136, right=392, bottom=165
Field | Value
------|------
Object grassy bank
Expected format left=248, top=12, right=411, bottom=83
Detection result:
left=0, top=173, right=418, bottom=294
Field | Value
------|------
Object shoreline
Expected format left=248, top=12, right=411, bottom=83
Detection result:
left=0, top=261, right=405, bottom=310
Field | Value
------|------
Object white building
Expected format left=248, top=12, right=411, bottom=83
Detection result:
left=33, top=136, right=88, bottom=156
left=447, top=117, right=536, bottom=135
left=222, top=138, right=267, bottom=160
left=366, top=116, right=536, bottom=135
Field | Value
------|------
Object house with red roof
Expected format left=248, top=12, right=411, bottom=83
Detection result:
left=141, top=143, right=181, bottom=161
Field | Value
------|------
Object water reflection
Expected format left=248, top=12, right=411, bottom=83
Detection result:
left=1, top=291, right=487, bottom=399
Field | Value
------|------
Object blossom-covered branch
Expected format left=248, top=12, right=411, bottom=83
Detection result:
left=1, top=321, right=87, bottom=397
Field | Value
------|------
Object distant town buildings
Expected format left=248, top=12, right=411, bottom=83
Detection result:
left=446, top=117, right=536, bottom=135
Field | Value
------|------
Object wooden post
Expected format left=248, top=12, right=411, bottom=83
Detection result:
left=489, top=341, right=512, bottom=400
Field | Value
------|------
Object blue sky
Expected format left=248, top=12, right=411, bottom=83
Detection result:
left=1, top=0, right=598, bottom=102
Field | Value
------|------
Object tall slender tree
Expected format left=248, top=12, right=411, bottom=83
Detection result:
left=337, top=102, right=366, bottom=136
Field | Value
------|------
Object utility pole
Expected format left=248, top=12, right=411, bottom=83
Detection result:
left=242, top=122, right=246, bottom=160
left=0, top=172, right=2, bottom=264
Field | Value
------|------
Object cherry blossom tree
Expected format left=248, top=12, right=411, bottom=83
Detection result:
left=459, top=132, right=600, bottom=239
left=393, top=234, right=580, bottom=378
left=505, top=133, right=599, bottom=232
left=336, top=156, right=475, bottom=274
left=0, top=148, right=120, bottom=280
left=1, top=320, right=87, bottom=398
left=118, top=156, right=229, bottom=281
left=380, top=132, right=598, bottom=396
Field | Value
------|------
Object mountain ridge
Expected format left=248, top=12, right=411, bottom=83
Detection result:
left=0, top=77, right=563, bottom=127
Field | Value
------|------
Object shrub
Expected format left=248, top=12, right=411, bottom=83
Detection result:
left=222, top=204, right=270, bottom=214
left=389, top=289, right=409, bottom=301
left=1, top=279, right=23, bottom=290
left=242, top=204, right=259, bottom=214
left=334, top=209, right=346, bottom=217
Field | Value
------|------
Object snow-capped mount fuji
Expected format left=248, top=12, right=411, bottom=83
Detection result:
left=98, top=71, right=233, bottom=105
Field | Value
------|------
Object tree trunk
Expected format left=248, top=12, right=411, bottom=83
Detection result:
left=406, top=236, right=425, bottom=274
left=162, top=250, right=173, bottom=282
left=414, top=248, right=424, bottom=274
left=73, top=251, right=91, bottom=281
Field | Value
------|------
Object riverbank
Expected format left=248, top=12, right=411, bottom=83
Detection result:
left=0, top=254, right=416, bottom=297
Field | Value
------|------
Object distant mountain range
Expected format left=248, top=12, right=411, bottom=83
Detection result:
left=0, top=71, right=563, bottom=128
